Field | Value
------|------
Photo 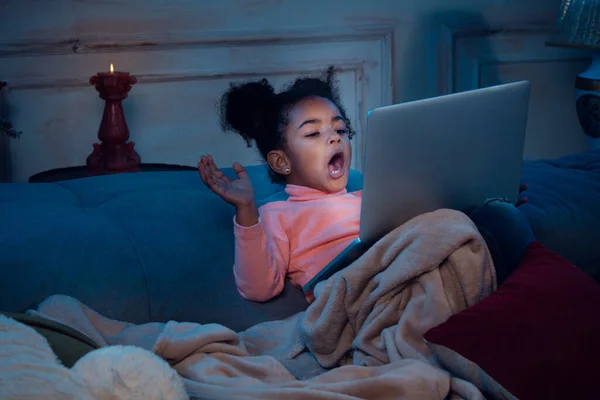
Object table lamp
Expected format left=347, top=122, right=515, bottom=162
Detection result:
left=547, top=0, right=600, bottom=150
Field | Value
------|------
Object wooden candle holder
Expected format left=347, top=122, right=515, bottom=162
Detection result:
left=87, top=67, right=141, bottom=176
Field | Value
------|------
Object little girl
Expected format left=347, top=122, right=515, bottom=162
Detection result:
left=198, top=66, right=533, bottom=303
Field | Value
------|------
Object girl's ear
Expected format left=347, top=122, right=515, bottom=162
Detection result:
left=267, top=150, right=291, bottom=176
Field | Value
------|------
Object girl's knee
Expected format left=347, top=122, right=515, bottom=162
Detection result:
left=469, top=197, right=535, bottom=285
left=469, top=198, right=524, bottom=227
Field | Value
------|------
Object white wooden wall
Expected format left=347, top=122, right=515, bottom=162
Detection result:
left=0, top=0, right=591, bottom=182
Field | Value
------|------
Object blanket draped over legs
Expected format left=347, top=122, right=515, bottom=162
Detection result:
left=23, top=209, right=496, bottom=399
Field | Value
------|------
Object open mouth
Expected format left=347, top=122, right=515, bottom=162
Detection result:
left=327, top=151, right=345, bottom=179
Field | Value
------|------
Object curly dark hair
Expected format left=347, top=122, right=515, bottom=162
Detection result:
left=219, top=66, right=355, bottom=183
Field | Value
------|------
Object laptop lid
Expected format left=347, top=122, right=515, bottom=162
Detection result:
left=358, top=80, right=531, bottom=244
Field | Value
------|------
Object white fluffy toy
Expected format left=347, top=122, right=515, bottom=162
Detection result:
left=0, top=315, right=189, bottom=400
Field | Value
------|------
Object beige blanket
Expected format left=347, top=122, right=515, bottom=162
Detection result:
left=27, top=209, right=496, bottom=400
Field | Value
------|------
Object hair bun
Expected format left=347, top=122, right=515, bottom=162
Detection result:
left=219, top=78, right=276, bottom=145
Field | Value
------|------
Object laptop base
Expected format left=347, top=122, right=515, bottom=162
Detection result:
left=302, top=238, right=371, bottom=293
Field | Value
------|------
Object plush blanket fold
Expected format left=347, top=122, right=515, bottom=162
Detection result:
left=22, top=208, right=495, bottom=399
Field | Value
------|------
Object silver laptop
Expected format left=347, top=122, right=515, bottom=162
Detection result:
left=302, top=80, right=531, bottom=293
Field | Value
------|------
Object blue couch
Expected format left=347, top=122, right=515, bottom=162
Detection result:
left=1, top=151, right=599, bottom=332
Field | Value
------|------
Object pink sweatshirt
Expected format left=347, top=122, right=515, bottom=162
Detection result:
left=233, top=184, right=362, bottom=302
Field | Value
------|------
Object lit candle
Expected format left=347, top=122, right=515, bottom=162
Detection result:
left=87, top=62, right=140, bottom=176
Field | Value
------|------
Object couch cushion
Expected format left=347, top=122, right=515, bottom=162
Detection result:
left=0, top=182, right=80, bottom=204
left=519, top=150, right=600, bottom=281
left=0, top=199, right=150, bottom=323
left=423, top=241, right=600, bottom=400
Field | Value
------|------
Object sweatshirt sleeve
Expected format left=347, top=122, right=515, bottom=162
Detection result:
left=232, top=206, right=289, bottom=302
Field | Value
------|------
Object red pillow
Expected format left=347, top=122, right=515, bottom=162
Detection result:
left=424, top=241, right=600, bottom=400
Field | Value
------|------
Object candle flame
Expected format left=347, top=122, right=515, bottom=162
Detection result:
left=110, top=63, right=114, bottom=73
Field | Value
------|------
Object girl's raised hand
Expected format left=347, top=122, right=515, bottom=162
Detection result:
left=198, top=155, right=255, bottom=208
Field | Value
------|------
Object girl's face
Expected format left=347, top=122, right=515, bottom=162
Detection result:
left=277, top=96, right=352, bottom=193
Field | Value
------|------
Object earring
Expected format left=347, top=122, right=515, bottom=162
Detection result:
left=285, top=168, right=290, bottom=173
